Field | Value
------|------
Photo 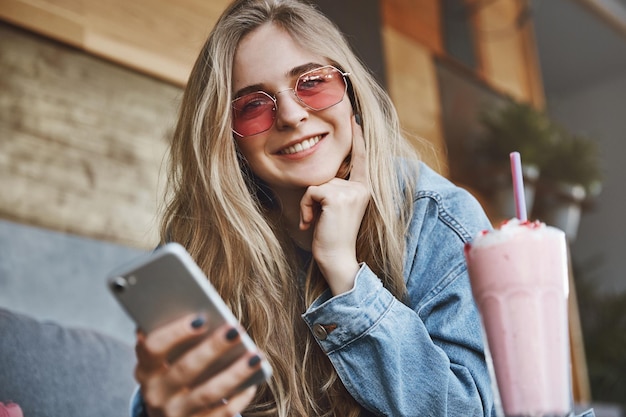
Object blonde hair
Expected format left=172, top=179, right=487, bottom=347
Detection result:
left=160, top=0, right=419, bottom=415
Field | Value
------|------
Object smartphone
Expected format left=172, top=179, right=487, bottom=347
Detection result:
left=106, top=242, right=272, bottom=389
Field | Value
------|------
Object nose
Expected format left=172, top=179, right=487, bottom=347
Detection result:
left=274, top=89, right=309, bottom=131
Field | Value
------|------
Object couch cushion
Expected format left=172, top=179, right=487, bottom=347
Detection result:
left=0, top=219, right=142, bottom=345
left=0, top=308, right=137, bottom=417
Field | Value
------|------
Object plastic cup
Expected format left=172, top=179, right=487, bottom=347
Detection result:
left=465, top=219, right=573, bottom=417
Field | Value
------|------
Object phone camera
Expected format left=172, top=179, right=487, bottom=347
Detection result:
left=111, top=276, right=127, bottom=293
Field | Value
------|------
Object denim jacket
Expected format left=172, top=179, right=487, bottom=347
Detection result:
left=301, top=162, right=495, bottom=416
left=130, top=163, right=594, bottom=416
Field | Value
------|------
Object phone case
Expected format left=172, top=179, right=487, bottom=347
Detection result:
left=106, top=242, right=272, bottom=389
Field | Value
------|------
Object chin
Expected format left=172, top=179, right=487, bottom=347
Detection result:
left=335, top=156, right=352, bottom=179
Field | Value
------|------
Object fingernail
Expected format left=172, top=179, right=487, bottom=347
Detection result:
left=191, top=316, right=206, bottom=329
left=248, top=354, right=261, bottom=367
left=355, top=114, right=362, bottom=125
left=225, top=327, right=239, bottom=341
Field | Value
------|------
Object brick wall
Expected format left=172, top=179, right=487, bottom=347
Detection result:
left=0, top=22, right=182, bottom=248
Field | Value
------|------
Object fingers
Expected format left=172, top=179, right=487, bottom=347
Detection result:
left=179, top=352, right=264, bottom=417
left=165, top=325, right=243, bottom=389
left=220, top=386, right=258, bottom=417
left=137, top=321, right=263, bottom=417
left=299, top=192, right=319, bottom=231
left=191, top=386, right=257, bottom=417
left=135, top=313, right=208, bottom=379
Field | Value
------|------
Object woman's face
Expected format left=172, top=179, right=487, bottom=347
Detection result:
left=232, top=24, right=354, bottom=195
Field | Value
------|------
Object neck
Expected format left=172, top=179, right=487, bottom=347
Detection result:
left=271, top=187, right=313, bottom=251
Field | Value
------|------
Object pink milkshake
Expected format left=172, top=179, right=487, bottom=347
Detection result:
left=465, top=219, right=572, bottom=417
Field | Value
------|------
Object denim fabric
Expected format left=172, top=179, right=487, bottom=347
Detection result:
left=302, top=163, right=495, bottom=416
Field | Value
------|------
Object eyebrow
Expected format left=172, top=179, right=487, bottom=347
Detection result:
left=233, top=62, right=326, bottom=99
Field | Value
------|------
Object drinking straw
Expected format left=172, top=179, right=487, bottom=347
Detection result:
left=510, top=151, right=527, bottom=221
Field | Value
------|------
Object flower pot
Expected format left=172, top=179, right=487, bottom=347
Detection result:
left=534, top=182, right=586, bottom=241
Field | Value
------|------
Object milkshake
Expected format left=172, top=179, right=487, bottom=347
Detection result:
left=465, top=219, right=572, bottom=417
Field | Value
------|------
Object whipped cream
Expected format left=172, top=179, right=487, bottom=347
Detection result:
left=469, top=218, right=564, bottom=249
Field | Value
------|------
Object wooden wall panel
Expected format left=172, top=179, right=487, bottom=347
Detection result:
left=82, top=0, right=226, bottom=86
left=0, top=23, right=181, bottom=248
left=0, top=0, right=84, bottom=48
left=472, top=0, right=544, bottom=106
left=0, top=0, right=230, bottom=86
left=382, top=27, right=447, bottom=175
left=381, top=0, right=443, bottom=54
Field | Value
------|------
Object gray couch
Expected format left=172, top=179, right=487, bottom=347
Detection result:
left=0, top=219, right=146, bottom=417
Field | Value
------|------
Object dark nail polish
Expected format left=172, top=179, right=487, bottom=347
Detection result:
left=248, top=354, right=261, bottom=367
left=191, top=316, right=205, bottom=329
left=355, top=114, right=362, bottom=125
left=225, top=328, right=239, bottom=341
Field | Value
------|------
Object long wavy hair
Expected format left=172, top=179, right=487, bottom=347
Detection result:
left=160, top=0, right=420, bottom=415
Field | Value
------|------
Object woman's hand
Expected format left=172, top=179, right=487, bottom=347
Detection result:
left=134, top=314, right=262, bottom=417
left=299, top=116, right=370, bottom=295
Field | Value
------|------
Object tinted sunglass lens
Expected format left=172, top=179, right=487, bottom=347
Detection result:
left=232, top=92, right=275, bottom=137
left=296, top=67, right=346, bottom=110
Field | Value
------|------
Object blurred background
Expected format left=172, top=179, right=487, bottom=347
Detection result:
left=0, top=0, right=624, bottom=414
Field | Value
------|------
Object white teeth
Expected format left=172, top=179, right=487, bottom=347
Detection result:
left=282, top=135, right=321, bottom=155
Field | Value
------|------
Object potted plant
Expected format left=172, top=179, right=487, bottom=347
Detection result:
left=533, top=128, right=603, bottom=241
left=471, top=99, right=556, bottom=220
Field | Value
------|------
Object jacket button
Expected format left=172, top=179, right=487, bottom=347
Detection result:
left=312, top=323, right=328, bottom=340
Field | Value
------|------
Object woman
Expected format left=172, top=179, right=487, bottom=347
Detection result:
left=132, top=0, right=495, bottom=416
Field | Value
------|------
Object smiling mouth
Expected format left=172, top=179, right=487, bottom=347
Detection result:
left=280, top=135, right=322, bottom=155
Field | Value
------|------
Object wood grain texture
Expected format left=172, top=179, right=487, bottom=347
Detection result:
left=381, top=0, right=443, bottom=54
left=0, top=0, right=84, bottom=48
left=0, top=0, right=230, bottom=86
left=82, top=0, right=227, bottom=86
left=0, top=23, right=181, bottom=248
left=382, top=26, right=448, bottom=176
left=471, top=0, right=544, bottom=104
